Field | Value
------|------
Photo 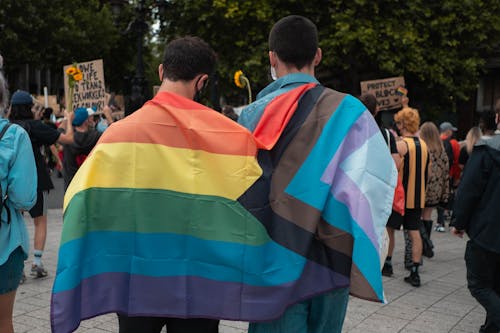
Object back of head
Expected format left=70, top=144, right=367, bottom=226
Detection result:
left=479, top=111, right=496, bottom=133
left=43, top=107, right=53, bottom=120
left=465, top=126, right=482, bottom=153
left=419, top=121, right=443, bottom=152
left=162, top=36, right=217, bottom=81
left=269, top=15, right=318, bottom=69
left=359, top=93, right=378, bottom=116
left=394, top=107, right=420, bottom=134
left=9, top=90, right=34, bottom=121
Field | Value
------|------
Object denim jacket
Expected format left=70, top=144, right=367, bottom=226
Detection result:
left=0, top=118, right=37, bottom=265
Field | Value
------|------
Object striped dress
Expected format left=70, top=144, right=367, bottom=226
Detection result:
left=402, top=137, right=429, bottom=209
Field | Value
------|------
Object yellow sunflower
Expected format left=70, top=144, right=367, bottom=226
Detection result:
left=73, top=72, right=83, bottom=81
left=66, top=67, right=77, bottom=76
left=234, top=70, right=246, bottom=88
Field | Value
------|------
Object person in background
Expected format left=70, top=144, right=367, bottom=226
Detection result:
left=0, top=69, right=37, bottom=333
left=40, top=107, right=63, bottom=178
left=386, top=107, right=429, bottom=287
left=418, top=121, right=449, bottom=256
left=479, top=111, right=497, bottom=138
left=62, top=105, right=113, bottom=189
left=8, top=90, right=74, bottom=278
left=451, top=104, right=500, bottom=333
left=458, top=126, right=482, bottom=168
left=436, top=121, right=460, bottom=232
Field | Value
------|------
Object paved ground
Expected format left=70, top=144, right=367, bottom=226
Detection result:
left=13, top=177, right=486, bottom=332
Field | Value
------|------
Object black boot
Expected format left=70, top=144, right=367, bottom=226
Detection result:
left=404, top=263, right=421, bottom=287
left=423, top=220, right=433, bottom=238
left=420, top=221, right=434, bottom=258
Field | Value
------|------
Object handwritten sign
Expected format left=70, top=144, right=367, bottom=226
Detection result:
left=360, top=76, right=405, bottom=111
left=34, top=95, right=59, bottom=112
left=64, top=59, right=106, bottom=112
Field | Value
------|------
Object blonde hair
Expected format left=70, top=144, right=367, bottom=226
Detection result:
left=465, top=126, right=482, bottom=154
left=394, top=107, right=420, bottom=134
left=419, top=122, right=444, bottom=152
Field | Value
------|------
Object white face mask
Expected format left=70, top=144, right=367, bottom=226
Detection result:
left=270, top=66, right=278, bottom=81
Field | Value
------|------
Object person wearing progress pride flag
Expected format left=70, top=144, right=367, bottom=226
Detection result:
left=238, top=15, right=397, bottom=332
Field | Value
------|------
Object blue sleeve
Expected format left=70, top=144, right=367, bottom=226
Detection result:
left=7, top=127, right=37, bottom=210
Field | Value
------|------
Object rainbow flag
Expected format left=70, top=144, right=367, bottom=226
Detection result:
left=396, top=86, right=408, bottom=96
left=51, top=88, right=396, bottom=333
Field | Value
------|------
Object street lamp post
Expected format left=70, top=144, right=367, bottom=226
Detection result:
left=127, top=0, right=149, bottom=116
left=109, top=0, right=168, bottom=116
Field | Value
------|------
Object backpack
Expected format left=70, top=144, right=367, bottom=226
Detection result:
left=0, top=123, right=13, bottom=226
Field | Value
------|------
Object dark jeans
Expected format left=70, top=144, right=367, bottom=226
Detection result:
left=465, top=240, right=500, bottom=331
left=118, top=314, right=219, bottom=333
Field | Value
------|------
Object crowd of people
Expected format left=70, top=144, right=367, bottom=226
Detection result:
left=0, top=14, right=499, bottom=333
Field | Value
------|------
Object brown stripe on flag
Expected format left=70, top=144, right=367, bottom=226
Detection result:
left=270, top=89, right=346, bottom=233
left=317, top=218, right=354, bottom=256
left=349, top=263, right=381, bottom=302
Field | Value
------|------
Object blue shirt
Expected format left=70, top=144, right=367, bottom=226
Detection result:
left=0, top=119, right=37, bottom=265
left=238, top=73, right=319, bottom=131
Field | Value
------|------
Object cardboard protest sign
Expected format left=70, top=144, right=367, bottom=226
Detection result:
left=34, top=95, right=59, bottom=113
left=64, top=59, right=106, bottom=112
left=360, top=76, right=406, bottom=111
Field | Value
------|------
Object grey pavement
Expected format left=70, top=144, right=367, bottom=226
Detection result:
left=14, top=176, right=486, bottom=332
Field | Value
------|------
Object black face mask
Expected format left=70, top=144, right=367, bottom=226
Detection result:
left=193, top=76, right=208, bottom=103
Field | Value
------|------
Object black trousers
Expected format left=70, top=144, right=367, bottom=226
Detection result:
left=118, top=314, right=219, bottom=333
left=465, top=240, right=500, bottom=332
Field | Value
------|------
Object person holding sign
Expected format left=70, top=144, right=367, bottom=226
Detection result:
left=8, top=90, right=74, bottom=279
left=62, top=104, right=114, bottom=189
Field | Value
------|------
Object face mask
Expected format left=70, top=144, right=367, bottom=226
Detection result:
left=270, top=66, right=278, bottom=81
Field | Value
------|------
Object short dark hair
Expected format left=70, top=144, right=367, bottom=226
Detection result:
left=479, top=110, right=496, bottom=132
left=359, top=93, right=378, bottom=116
left=9, top=104, right=34, bottom=121
left=269, top=15, right=318, bottom=69
left=162, top=36, right=217, bottom=81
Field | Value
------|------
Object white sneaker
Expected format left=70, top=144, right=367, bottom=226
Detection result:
left=436, top=226, right=446, bottom=232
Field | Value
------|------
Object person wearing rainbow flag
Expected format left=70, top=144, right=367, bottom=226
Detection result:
left=51, top=36, right=261, bottom=333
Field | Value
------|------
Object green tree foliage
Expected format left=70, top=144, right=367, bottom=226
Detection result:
left=0, top=0, right=136, bottom=93
left=161, top=0, right=500, bottom=114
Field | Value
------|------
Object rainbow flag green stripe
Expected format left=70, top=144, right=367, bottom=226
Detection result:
left=62, top=187, right=270, bottom=246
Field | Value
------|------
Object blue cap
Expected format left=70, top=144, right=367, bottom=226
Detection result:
left=72, top=107, right=96, bottom=126
left=11, top=90, right=33, bottom=105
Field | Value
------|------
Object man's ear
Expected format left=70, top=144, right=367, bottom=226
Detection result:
left=197, top=74, right=209, bottom=91
left=313, top=48, right=322, bottom=66
left=158, top=64, right=164, bottom=81
left=269, top=51, right=277, bottom=67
